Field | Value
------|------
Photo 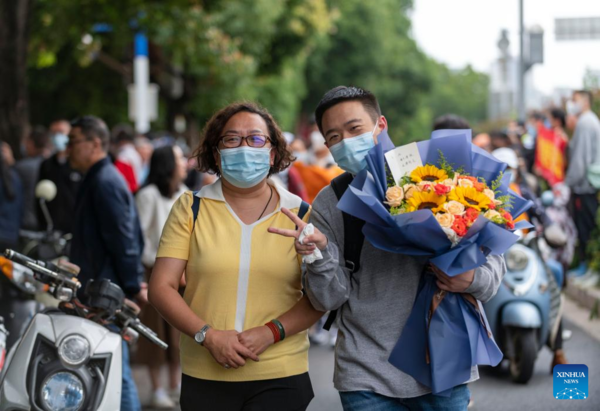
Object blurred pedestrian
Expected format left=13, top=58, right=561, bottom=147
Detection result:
left=37, top=120, right=82, bottom=234
left=135, top=136, right=154, bottom=185
left=113, top=123, right=144, bottom=187
left=472, top=133, right=492, bottom=152
left=14, top=127, right=51, bottom=230
left=564, top=90, right=600, bottom=276
left=149, top=102, right=322, bottom=411
left=0, top=140, right=23, bottom=251
left=67, top=115, right=146, bottom=411
left=432, top=114, right=470, bottom=130
left=135, top=145, right=188, bottom=408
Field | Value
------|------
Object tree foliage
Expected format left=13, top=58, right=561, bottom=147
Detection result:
left=22, top=0, right=490, bottom=144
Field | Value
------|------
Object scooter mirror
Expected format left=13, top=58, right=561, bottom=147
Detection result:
left=35, top=180, right=57, bottom=202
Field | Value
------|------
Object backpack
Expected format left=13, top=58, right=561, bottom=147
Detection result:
left=190, top=190, right=309, bottom=231
left=322, top=173, right=365, bottom=331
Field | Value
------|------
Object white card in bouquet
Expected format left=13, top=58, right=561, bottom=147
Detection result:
left=385, top=142, right=424, bottom=184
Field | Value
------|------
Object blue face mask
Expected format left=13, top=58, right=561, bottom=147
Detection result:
left=219, top=146, right=271, bottom=188
left=52, top=133, right=69, bottom=151
left=329, top=124, right=377, bottom=175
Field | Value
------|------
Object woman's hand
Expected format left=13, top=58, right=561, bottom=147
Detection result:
left=238, top=326, right=275, bottom=356
left=203, top=329, right=260, bottom=369
left=268, top=207, right=328, bottom=255
left=431, top=264, right=475, bottom=293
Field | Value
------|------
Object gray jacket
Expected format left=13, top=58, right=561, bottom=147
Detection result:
left=565, top=111, right=600, bottom=194
left=304, top=185, right=506, bottom=398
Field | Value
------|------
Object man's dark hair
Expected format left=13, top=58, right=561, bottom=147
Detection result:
left=70, top=115, right=110, bottom=151
left=574, top=89, right=593, bottom=107
left=528, top=110, right=545, bottom=122
left=550, top=108, right=566, bottom=129
left=144, top=145, right=179, bottom=198
left=315, top=86, right=381, bottom=134
left=112, top=123, right=135, bottom=144
left=432, top=114, right=470, bottom=131
left=29, top=126, right=50, bottom=150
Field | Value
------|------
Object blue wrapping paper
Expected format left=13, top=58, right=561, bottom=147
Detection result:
left=336, top=130, right=532, bottom=395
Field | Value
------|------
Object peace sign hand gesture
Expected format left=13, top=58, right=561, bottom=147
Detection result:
left=268, top=207, right=328, bottom=256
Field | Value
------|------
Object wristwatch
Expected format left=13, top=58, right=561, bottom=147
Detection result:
left=194, top=324, right=211, bottom=346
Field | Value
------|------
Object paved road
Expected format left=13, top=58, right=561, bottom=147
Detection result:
left=136, top=317, right=599, bottom=411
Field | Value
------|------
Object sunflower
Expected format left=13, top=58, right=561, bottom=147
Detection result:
left=406, top=191, right=447, bottom=213
left=448, top=186, right=490, bottom=211
left=410, top=165, right=448, bottom=183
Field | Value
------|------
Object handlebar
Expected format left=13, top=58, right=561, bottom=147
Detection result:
left=3, top=249, right=80, bottom=291
left=116, top=310, right=168, bottom=350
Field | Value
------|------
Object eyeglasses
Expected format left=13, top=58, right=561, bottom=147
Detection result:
left=220, top=134, right=271, bottom=148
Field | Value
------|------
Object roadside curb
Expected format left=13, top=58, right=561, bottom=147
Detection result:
left=564, top=278, right=600, bottom=315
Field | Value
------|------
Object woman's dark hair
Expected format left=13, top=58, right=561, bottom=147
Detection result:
left=0, top=140, right=16, bottom=200
left=194, top=102, right=293, bottom=177
left=145, top=145, right=178, bottom=198
left=550, top=108, right=566, bottom=129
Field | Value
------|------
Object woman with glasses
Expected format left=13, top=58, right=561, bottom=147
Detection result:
left=149, top=102, right=323, bottom=410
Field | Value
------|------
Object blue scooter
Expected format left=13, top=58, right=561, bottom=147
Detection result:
left=484, top=229, right=564, bottom=383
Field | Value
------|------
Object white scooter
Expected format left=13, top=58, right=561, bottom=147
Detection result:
left=0, top=249, right=167, bottom=411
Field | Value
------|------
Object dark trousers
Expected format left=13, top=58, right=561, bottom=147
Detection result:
left=180, top=372, right=314, bottom=411
left=572, top=193, right=599, bottom=263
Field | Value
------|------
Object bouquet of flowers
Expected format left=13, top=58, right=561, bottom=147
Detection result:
left=385, top=158, right=516, bottom=246
left=337, top=129, right=533, bottom=395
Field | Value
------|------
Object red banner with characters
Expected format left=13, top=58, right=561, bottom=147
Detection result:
left=534, top=125, right=567, bottom=186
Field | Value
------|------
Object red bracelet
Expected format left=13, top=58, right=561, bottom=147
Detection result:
left=265, top=321, right=281, bottom=343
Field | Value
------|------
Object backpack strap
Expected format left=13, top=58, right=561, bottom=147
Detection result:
left=296, top=200, right=310, bottom=229
left=191, top=191, right=201, bottom=232
left=323, top=173, right=365, bottom=331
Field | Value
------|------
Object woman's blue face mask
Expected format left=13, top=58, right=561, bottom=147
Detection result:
left=219, top=146, right=272, bottom=188
left=329, top=123, right=378, bottom=175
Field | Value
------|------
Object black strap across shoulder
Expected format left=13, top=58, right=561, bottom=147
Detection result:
left=323, top=172, right=365, bottom=331
left=191, top=190, right=201, bottom=231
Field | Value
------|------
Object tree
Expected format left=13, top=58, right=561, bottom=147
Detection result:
left=0, top=0, right=32, bottom=159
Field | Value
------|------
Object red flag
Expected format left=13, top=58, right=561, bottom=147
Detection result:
left=534, top=125, right=567, bottom=186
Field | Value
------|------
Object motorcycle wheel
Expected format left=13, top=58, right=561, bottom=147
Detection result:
left=509, top=328, right=537, bottom=384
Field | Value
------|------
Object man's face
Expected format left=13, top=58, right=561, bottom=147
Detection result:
left=321, top=101, right=384, bottom=148
left=67, top=127, right=97, bottom=171
left=573, top=93, right=589, bottom=112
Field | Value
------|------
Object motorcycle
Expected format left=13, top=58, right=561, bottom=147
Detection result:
left=0, top=249, right=167, bottom=411
left=0, top=180, right=71, bottom=351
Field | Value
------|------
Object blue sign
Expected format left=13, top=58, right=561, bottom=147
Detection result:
left=553, top=364, right=588, bottom=400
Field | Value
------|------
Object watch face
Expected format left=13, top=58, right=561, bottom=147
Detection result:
left=195, top=332, right=204, bottom=344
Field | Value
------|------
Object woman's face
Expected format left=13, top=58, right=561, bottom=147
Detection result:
left=214, top=111, right=275, bottom=172
left=173, top=146, right=187, bottom=182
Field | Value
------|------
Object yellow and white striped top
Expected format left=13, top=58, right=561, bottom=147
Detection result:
left=156, top=179, right=310, bottom=381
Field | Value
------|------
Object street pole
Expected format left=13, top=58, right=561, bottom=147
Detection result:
left=134, top=33, right=150, bottom=133
left=518, top=0, right=525, bottom=121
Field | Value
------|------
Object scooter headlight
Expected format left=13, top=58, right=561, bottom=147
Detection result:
left=506, top=248, right=529, bottom=272
left=58, top=335, right=90, bottom=366
left=40, top=371, right=85, bottom=411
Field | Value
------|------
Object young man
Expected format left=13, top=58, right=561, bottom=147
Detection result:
left=272, top=86, right=506, bottom=410
left=67, top=115, right=146, bottom=411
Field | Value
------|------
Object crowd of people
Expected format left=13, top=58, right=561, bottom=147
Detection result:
left=0, top=85, right=598, bottom=411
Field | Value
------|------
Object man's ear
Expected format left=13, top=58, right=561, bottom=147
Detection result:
left=374, top=115, right=388, bottom=144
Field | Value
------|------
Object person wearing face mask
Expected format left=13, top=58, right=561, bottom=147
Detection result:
left=149, top=102, right=323, bottom=410
left=36, top=119, right=83, bottom=234
left=67, top=115, right=147, bottom=411
left=270, top=86, right=505, bottom=410
left=565, top=90, right=600, bottom=277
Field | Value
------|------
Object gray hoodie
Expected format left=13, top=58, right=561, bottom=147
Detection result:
left=304, top=185, right=506, bottom=398
left=565, top=110, right=600, bottom=194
